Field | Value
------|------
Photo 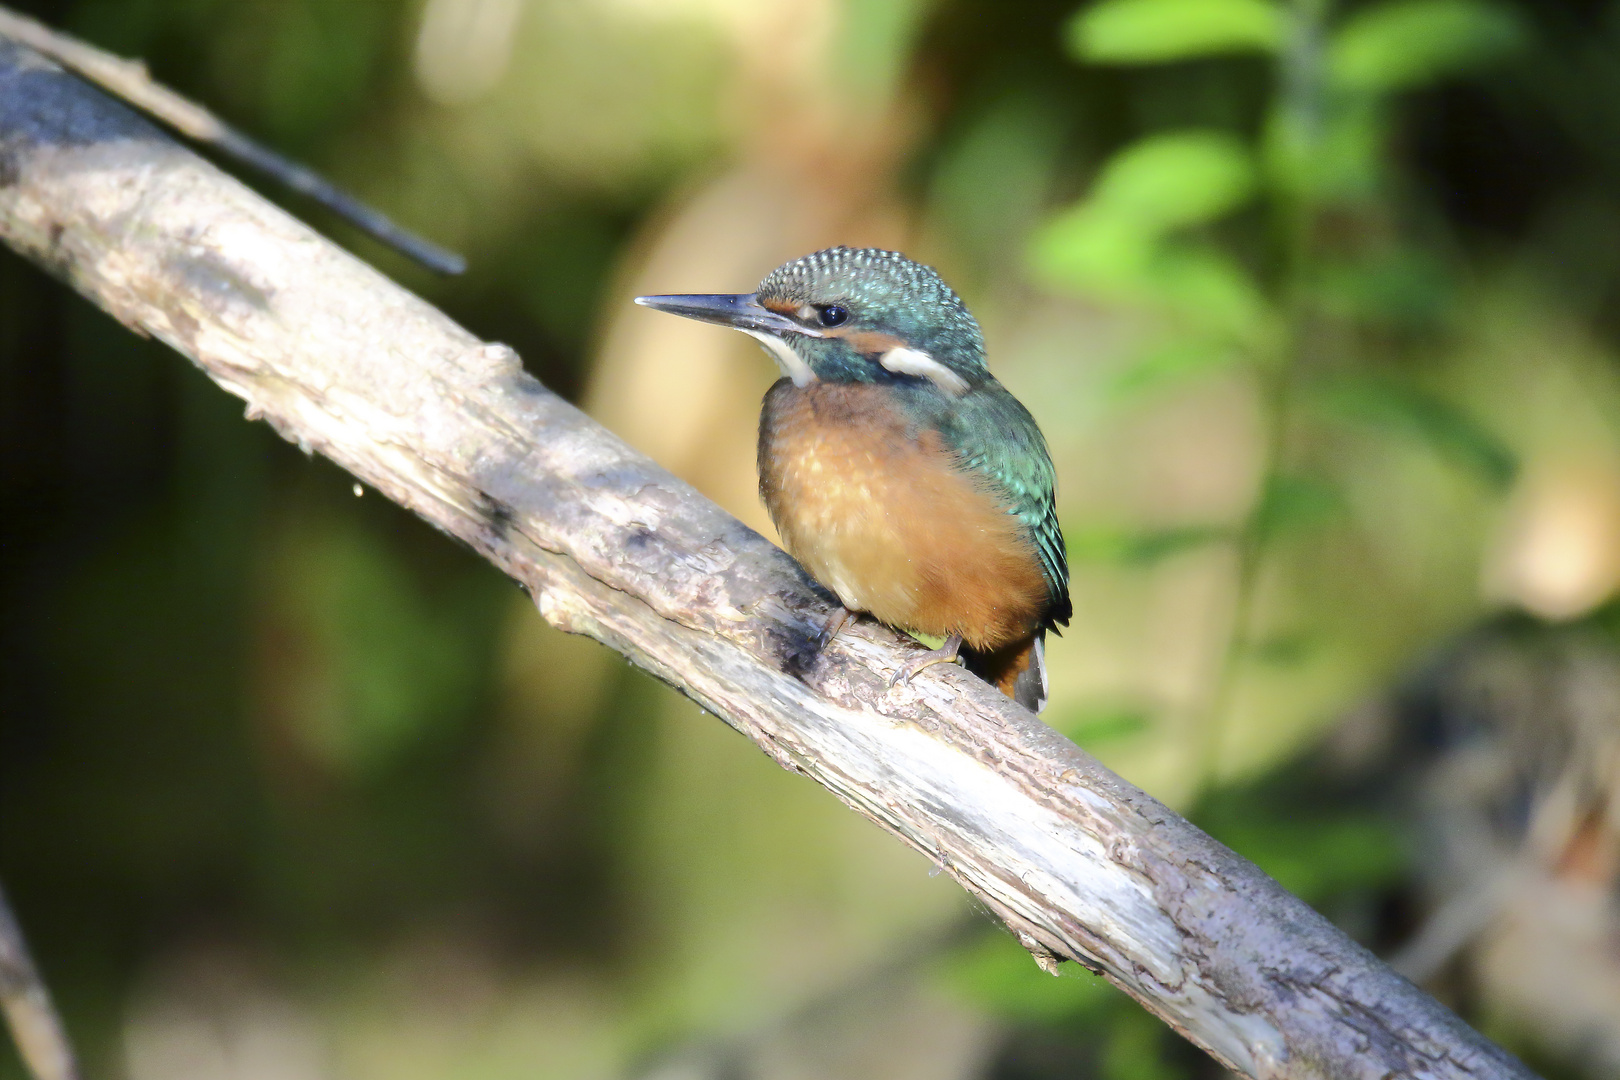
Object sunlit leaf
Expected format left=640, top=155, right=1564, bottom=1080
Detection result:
left=1328, top=0, right=1526, bottom=92
left=1030, top=132, right=1268, bottom=331
left=1030, top=231, right=1267, bottom=334
left=1089, top=130, right=1258, bottom=229
left=1029, top=207, right=1159, bottom=293
left=1068, top=0, right=1284, bottom=63
left=1316, top=377, right=1518, bottom=489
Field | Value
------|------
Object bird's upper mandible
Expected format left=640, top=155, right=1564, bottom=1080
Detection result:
left=638, top=246, right=988, bottom=396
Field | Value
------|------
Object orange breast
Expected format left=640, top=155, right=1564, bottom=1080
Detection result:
left=758, top=381, right=1048, bottom=652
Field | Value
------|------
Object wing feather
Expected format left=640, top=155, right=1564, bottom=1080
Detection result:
left=941, top=386, right=1071, bottom=628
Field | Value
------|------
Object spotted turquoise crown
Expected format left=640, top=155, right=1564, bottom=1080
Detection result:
left=758, top=247, right=989, bottom=384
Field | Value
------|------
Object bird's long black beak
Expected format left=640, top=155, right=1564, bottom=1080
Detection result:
left=633, top=293, right=812, bottom=336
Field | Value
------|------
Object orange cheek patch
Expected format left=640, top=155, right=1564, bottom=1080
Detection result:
left=824, top=327, right=907, bottom=357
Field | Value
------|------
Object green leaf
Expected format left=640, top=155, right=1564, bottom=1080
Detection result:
left=1029, top=132, right=1267, bottom=332
left=1252, top=474, right=1344, bottom=539
left=1029, top=207, right=1160, bottom=293
left=1316, top=377, right=1518, bottom=489
left=1328, top=0, right=1526, bottom=92
left=1069, top=0, right=1284, bottom=63
left=1089, top=130, right=1258, bottom=229
left=1029, top=228, right=1267, bottom=334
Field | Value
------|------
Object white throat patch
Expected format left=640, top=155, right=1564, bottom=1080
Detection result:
left=880, top=346, right=969, bottom=396
left=744, top=329, right=817, bottom=388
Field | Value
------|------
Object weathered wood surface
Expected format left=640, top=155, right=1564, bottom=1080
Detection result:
left=0, top=882, right=78, bottom=1080
left=0, top=37, right=1535, bottom=1080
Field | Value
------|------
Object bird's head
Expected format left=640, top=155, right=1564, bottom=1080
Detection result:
left=635, top=247, right=987, bottom=396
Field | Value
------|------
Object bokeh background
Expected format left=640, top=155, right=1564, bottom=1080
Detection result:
left=5, top=0, right=1620, bottom=1076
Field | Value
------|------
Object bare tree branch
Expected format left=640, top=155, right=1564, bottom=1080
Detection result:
left=0, top=35, right=1536, bottom=1080
left=0, top=882, right=79, bottom=1080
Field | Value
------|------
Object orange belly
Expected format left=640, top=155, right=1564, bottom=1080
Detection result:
left=758, top=381, right=1048, bottom=652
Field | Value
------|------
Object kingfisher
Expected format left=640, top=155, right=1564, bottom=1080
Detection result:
left=635, top=247, right=1070, bottom=712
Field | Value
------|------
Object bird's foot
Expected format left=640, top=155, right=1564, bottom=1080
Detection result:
left=888, top=634, right=964, bottom=689
left=819, top=606, right=853, bottom=652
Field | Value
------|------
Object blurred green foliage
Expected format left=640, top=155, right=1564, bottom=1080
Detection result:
left=1026, top=0, right=1540, bottom=802
left=1314, top=375, right=1519, bottom=490
left=1031, top=128, right=1266, bottom=340
left=1327, top=0, right=1524, bottom=92
left=1068, top=0, right=1284, bottom=64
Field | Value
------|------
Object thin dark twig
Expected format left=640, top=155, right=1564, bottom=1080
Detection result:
left=0, top=4, right=466, bottom=275
left=0, top=882, right=80, bottom=1080
left=207, top=128, right=466, bottom=275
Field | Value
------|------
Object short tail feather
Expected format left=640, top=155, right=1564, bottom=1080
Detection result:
left=961, top=631, right=1049, bottom=713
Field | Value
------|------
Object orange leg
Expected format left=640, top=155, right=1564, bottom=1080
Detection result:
left=819, top=605, right=853, bottom=651
left=888, top=633, right=964, bottom=689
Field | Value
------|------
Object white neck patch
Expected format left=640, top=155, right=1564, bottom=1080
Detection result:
left=743, top=329, right=817, bottom=388
left=880, top=346, right=969, bottom=396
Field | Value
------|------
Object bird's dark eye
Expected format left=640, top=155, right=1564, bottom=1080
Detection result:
left=816, top=304, right=849, bottom=328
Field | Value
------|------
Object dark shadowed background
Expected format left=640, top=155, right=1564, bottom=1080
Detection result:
left=5, top=0, right=1620, bottom=1077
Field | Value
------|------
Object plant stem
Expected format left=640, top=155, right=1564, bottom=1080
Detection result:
left=1195, top=0, right=1329, bottom=796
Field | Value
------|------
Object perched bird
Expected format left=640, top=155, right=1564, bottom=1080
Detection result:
left=635, top=247, right=1070, bottom=712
